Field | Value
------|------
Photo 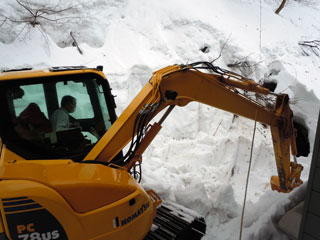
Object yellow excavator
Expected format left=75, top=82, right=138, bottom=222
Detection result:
left=0, top=62, right=304, bottom=240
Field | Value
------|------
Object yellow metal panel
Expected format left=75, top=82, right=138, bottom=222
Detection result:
left=0, top=68, right=106, bottom=81
left=0, top=180, right=85, bottom=239
left=0, top=148, right=155, bottom=239
left=0, top=211, right=5, bottom=234
left=0, top=179, right=154, bottom=240
left=0, top=148, right=137, bottom=213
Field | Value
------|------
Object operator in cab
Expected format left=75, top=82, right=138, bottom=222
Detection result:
left=51, top=95, right=81, bottom=131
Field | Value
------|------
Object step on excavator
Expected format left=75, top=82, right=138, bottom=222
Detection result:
left=0, top=62, right=305, bottom=240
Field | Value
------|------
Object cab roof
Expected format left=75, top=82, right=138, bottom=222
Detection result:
left=0, top=66, right=105, bottom=82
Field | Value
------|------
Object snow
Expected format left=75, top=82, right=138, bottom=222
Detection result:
left=1, top=0, right=320, bottom=239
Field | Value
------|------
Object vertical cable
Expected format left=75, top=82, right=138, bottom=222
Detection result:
left=260, top=0, right=262, bottom=52
left=239, top=112, right=257, bottom=240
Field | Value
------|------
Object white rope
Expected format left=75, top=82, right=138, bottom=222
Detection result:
left=260, top=0, right=262, bottom=51
left=239, top=113, right=257, bottom=240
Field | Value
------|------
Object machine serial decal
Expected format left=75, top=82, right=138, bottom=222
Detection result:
left=16, top=227, right=60, bottom=240
left=2, top=197, right=68, bottom=240
left=120, top=202, right=150, bottom=226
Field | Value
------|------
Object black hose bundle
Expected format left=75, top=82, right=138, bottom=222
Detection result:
left=112, top=102, right=161, bottom=168
left=186, top=61, right=231, bottom=75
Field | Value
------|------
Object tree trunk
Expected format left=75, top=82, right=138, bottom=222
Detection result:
left=275, top=0, right=287, bottom=14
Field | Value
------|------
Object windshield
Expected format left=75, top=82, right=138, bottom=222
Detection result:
left=0, top=73, right=116, bottom=161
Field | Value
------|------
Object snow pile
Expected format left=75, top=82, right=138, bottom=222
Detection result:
left=1, top=0, right=320, bottom=239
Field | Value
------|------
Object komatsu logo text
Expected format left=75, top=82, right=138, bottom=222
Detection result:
left=121, top=202, right=150, bottom=226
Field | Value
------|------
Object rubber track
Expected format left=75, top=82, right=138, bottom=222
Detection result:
left=144, top=203, right=206, bottom=240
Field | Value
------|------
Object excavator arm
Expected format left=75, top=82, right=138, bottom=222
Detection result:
left=84, top=61, right=303, bottom=193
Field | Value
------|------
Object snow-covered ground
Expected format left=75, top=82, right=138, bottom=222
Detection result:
left=1, top=0, right=320, bottom=239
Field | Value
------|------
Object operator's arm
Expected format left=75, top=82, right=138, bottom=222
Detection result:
left=51, top=108, right=70, bottom=131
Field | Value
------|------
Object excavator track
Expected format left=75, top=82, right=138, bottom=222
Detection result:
left=145, top=202, right=206, bottom=240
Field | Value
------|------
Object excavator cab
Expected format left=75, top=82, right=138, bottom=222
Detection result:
left=0, top=67, right=118, bottom=161
left=0, top=67, right=158, bottom=240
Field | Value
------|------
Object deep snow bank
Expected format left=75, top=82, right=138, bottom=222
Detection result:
left=0, top=0, right=320, bottom=239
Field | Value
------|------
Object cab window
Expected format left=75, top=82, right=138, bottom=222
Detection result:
left=1, top=75, right=115, bottom=161
left=13, top=84, right=48, bottom=118
left=56, top=81, right=94, bottom=119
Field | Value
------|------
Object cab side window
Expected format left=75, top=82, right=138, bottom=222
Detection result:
left=13, top=84, right=48, bottom=118
left=11, top=84, right=52, bottom=142
left=56, top=81, right=94, bottom=119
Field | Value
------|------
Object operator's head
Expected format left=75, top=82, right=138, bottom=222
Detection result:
left=61, top=95, right=77, bottom=113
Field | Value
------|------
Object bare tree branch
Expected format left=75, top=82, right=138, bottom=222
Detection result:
left=6, top=0, right=86, bottom=27
left=70, top=31, right=83, bottom=54
left=0, top=0, right=90, bottom=47
left=36, top=15, right=84, bottom=23
left=2, top=16, right=28, bottom=24
left=15, top=23, right=29, bottom=39
left=38, top=6, right=76, bottom=15
left=275, top=0, right=287, bottom=14
left=299, top=40, right=320, bottom=57
left=0, top=17, right=8, bottom=28
left=36, top=24, right=51, bottom=52
left=211, top=33, right=232, bottom=63
left=16, top=0, right=36, bottom=18
left=227, top=56, right=263, bottom=77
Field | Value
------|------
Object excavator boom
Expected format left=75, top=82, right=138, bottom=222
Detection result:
left=85, top=62, right=302, bottom=193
